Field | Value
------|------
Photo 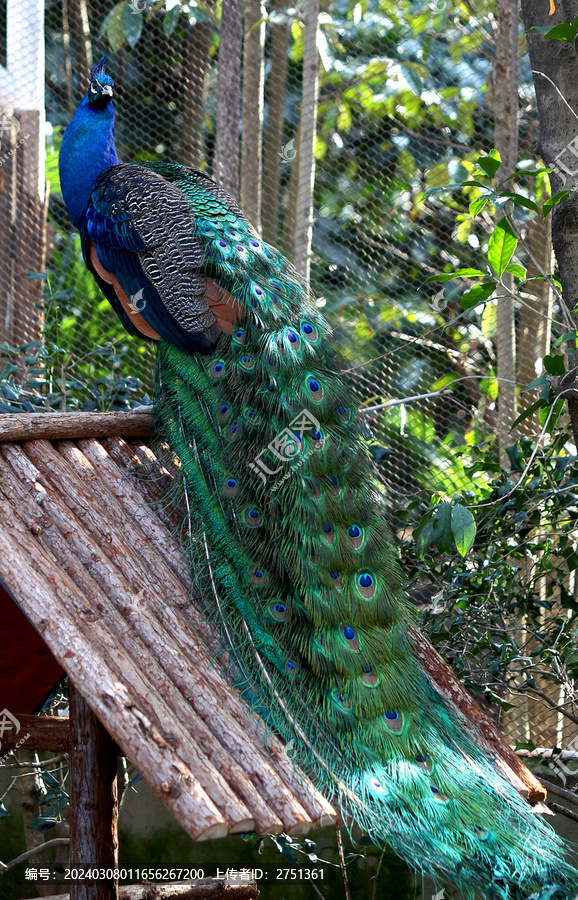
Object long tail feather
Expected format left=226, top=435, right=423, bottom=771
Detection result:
left=153, top=202, right=578, bottom=899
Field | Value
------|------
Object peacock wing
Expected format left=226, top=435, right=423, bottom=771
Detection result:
left=86, top=163, right=221, bottom=352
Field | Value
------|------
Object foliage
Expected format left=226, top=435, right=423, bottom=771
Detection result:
left=0, top=274, right=151, bottom=413
left=398, top=433, right=578, bottom=717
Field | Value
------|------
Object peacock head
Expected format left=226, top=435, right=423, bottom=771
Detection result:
left=87, top=57, right=114, bottom=109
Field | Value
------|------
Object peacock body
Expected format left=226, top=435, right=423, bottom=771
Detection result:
left=58, top=59, right=578, bottom=899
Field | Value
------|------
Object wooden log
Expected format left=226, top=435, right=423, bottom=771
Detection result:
left=409, top=626, right=547, bottom=802
left=0, top=440, right=332, bottom=832
left=69, top=681, right=119, bottom=900
left=32, top=881, right=259, bottom=900
left=0, top=502, right=229, bottom=842
left=0, top=469, right=258, bottom=838
left=0, top=410, right=153, bottom=443
left=0, top=714, right=69, bottom=751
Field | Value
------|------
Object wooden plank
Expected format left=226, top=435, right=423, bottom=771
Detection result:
left=0, top=410, right=153, bottom=443
left=69, top=681, right=119, bottom=900
left=1, top=714, right=69, bottom=751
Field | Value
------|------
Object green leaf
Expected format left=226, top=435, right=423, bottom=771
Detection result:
left=415, top=520, right=434, bottom=558
left=543, top=190, right=570, bottom=217
left=544, top=16, right=578, bottom=41
left=460, top=282, right=496, bottom=310
left=504, top=263, right=527, bottom=280
left=432, top=502, right=453, bottom=553
left=553, top=332, right=577, bottom=347
left=107, top=2, right=126, bottom=52
left=163, top=4, right=180, bottom=37
left=451, top=503, right=476, bottom=556
left=511, top=399, right=545, bottom=429
left=423, top=268, right=486, bottom=285
left=469, top=195, right=490, bottom=217
left=543, top=353, right=565, bottom=376
left=487, top=220, right=517, bottom=277
left=540, top=397, right=565, bottom=432
left=500, top=192, right=538, bottom=213
left=121, top=1, right=143, bottom=47
left=41, top=771, right=60, bottom=789
left=476, top=150, right=501, bottom=179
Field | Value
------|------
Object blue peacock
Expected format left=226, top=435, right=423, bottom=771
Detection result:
left=59, top=58, right=578, bottom=899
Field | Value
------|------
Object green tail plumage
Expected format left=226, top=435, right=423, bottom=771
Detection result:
left=149, top=166, right=578, bottom=900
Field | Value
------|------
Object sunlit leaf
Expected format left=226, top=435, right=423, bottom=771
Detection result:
left=487, top=220, right=517, bottom=277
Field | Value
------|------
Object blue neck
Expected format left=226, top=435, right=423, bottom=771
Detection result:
left=59, top=95, right=120, bottom=228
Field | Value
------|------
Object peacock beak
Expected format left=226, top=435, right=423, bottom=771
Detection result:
left=102, top=85, right=113, bottom=97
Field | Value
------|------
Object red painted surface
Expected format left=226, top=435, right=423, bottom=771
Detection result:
left=0, top=580, right=64, bottom=714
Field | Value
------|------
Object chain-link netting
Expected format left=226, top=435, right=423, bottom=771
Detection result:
left=1, top=0, right=576, bottom=761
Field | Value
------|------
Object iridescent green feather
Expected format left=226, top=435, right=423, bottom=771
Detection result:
left=146, top=161, right=577, bottom=900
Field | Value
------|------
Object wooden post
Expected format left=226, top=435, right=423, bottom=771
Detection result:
left=69, top=681, right=119, bottom=900
left=0, top=0, right=46, bottom=347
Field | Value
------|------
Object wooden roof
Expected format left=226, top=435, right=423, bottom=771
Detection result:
left=0, top=411, right=336, bottom=841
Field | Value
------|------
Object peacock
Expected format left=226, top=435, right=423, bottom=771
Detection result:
left=59, top=58, right=578, bottom=899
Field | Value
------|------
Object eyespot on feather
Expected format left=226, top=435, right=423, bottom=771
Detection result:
left=383, top=709, right=404, bottom=734
left=210, top=360, right=226, bottom=380
left=301, top=320, right=319, bottom=341
left=270, top=601, right=288, bottom=622
left=285, top=660, right=299, bottom=678
left=307, top=376, right=323, bottom=401
left=216, top=402, right=231, bottom=423
left=347, top=524, right=364, bottom=549
left=244, top=507, right=263, bottom=528
left=226, top=422, right=242, bottom=442
left=415, top=753, right=433, bottom=773
left=322, top=521, right=336, bottom=544
left=249, top=567, right=268, bottom=586
left=222, top=476, right=239, bottom=496
left=361, top=664, right=379, bottom=686
left=342, top=625, right=360, bottom=651
left=357, top=572, right=376, bottom=599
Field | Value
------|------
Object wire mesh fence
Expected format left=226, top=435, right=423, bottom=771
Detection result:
left=0, top=0, right=576, bottom=757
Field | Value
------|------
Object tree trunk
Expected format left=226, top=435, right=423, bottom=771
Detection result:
left=69, top=0, right=93, bottom=97
left=61, top=0, right=75, bottom=115
left=494, top=0, right=519, bottom=465
left=520, top=0, right=578, bottom=446
left=262, top=0, right=290, bottom=245
left=517, top=211, right=553, bottom=435
left=69, top=682, right=118, bottom=900
left=292, top=0, right=320, bottom=286
left=214, top=0, right=242, bottom=198
left=179, top=19, right=214, bottom=169
left=240, top=0, right=265, bottom=231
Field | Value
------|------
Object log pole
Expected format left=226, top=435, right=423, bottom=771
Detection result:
left=69, top=681, right=119, bottom=900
